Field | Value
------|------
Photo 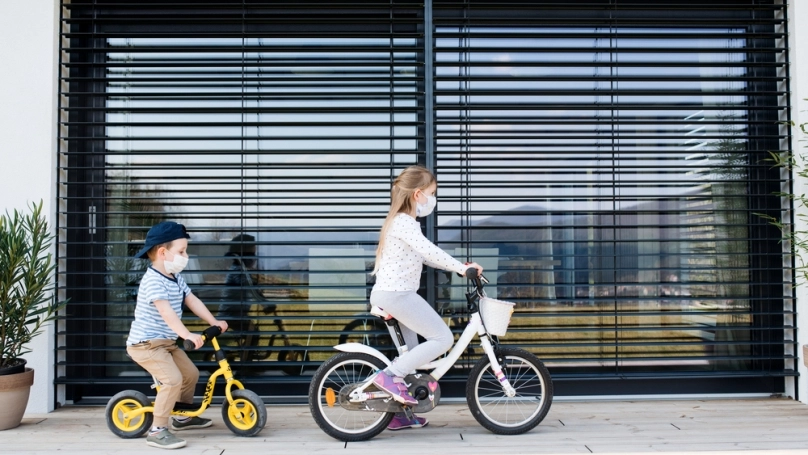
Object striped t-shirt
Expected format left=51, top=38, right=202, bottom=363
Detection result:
left=126, top=266, right=190, bottom=345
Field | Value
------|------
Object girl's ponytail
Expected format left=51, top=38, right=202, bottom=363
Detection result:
left=371, top=166, right=436, bottom=275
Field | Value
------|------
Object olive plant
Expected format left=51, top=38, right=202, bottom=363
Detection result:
left=0, top=201, right=67, bottom=369
left=758, top=121, right=808, bottom=284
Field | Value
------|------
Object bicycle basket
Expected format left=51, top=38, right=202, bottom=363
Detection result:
left=479, top=296, right=515, bottom=336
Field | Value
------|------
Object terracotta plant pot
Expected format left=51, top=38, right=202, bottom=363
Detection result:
left=0, top=358, right=27, bottom=376
left=0, top=368, right=34, bottom=430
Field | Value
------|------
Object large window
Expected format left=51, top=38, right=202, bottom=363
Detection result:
left=58, top=0, right=792, bottom=402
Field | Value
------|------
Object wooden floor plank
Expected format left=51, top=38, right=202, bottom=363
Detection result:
left=3, top=399, right=808, bottom=454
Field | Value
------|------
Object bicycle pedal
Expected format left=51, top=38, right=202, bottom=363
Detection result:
left=402, top=406, right=414, bottom=420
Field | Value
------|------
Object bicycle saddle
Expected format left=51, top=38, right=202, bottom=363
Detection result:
left=369, top=305, right=393, bottom=320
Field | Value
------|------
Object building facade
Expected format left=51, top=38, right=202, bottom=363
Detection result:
left=2, top=0, right=807, bottom=413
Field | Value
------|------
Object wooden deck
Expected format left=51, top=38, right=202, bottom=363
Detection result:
left=2, top=399, right=808, bottom=454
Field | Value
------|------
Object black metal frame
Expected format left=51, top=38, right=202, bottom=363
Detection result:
left=58, top=0, right=792, bottom=403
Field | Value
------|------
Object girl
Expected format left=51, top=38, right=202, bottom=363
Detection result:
left=370, top=165, right=482, bottom=430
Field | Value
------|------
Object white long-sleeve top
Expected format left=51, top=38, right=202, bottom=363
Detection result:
left=373, top=213, right=468, bottom=291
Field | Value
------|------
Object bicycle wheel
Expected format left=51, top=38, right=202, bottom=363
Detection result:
left=105, top=390, right=153, bottom=438
left=308, top=352, right=394, bottom=441
left=466, top=346, right=553, bottom=435
left=221, top=389, right=267, bottom=437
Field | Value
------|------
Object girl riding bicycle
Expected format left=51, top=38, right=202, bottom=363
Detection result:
left=370, top=165, right=482, bottom=430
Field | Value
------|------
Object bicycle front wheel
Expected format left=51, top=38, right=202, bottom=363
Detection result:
left=222, top=388, right=267, bottom=437
left=308, top=352, right=394, bottom=441
left=466, top=346, right=553, bottom=435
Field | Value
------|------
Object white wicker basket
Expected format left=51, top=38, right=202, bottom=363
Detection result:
left=479, top=296, right=515, bottom=336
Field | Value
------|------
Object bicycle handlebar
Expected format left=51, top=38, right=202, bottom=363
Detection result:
left=183, top=325, right=223, bottom=350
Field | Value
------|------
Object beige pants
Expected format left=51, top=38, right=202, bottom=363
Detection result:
left=127, top=339, right=199, bottom=428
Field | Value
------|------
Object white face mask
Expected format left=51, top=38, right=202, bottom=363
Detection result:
left=416, top=194, right=437, bottom=217
left=164, top=251, right=189, bottom=275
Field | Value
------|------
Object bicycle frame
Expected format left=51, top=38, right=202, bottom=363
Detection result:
left=125, top=337, right=246, bottom=420
left=334, top=309, right=516, bottom=398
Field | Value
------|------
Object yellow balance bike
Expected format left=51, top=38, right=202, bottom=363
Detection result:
left=105, top=326, right=267, bottom=438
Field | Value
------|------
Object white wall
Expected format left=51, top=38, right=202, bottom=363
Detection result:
left=790, top=0, right=808, bottom=404
left=0, top=0, right=60, bottom=413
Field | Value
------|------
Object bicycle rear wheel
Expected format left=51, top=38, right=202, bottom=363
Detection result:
left=466, top=346, right=553, bottom=435
left=308, top=352, right=393, bottom=441
left=105, top=390, right=153, bottom=438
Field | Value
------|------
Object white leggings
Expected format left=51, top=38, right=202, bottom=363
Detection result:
left=369, top=289, right=453, bottom=377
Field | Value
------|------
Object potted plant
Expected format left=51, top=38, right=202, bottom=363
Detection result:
left=0, top=201, right=66, bottom=430
left=757, top=118, right=808, bottom=369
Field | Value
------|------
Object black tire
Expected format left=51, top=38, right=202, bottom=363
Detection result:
left=308, top=352, right=394, bottom=441
left=105, top=390, right=153, bottom=439
left=277, top=343, right=310, bottom=376
left=221, top=389, right=267, bottom=437
left=466, top=347, right=553, bottom=435
left=338, top=318, right=396, bottom=357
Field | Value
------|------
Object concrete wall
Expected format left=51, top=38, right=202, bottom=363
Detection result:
left=0, top=0, right=60, bottom=413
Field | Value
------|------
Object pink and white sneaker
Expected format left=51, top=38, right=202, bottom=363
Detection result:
left=372, top=370, right=418, bottom=406
left=387, top=413, right=429, bottom=430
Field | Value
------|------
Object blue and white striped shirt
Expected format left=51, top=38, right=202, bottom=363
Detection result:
left=126, top=267, right=190, bottom=345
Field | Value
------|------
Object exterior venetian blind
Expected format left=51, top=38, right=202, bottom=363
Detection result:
left=58, top=0, right=426, bottom=402
left=57, top=0, right=792, bottom=402
left=432, top=0, right=793, bottom=395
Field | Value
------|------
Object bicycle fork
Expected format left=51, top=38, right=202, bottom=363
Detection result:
left=479, top=336, right=517, bottom=398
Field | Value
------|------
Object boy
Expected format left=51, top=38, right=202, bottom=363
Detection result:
left=126, top=221, right=229, bottom=449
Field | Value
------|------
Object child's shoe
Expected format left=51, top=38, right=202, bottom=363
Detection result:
left=387, top=413, right=429, bottom=430
left=372, top=370, right=418, bottom=406
left=170, top=416, right=212, bottom=431
left=146, top=427, right=186, bottom=449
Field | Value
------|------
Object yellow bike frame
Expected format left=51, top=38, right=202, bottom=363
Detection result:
left=120, top=337, right=245, bottom=421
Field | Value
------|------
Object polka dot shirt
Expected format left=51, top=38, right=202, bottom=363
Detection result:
left=373, top=213, right=468, bottom=292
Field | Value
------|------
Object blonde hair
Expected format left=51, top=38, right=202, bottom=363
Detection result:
left=372, top=165, right=436, bottom=275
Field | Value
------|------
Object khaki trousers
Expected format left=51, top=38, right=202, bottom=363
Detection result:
left=127, top=339, right=199, bottom=428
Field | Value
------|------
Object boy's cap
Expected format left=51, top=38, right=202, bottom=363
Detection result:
left=134, top=221, right=191, bottom=259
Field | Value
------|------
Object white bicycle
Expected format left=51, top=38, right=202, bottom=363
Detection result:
left=308, top=268, right=553, bottom=441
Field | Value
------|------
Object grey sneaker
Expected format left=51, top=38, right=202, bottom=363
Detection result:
left=170, top=416, right=212, bottom=431
left=146, top=428, right=186, bottom=449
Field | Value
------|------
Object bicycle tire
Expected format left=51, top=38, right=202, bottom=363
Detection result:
left=105, top=390, right=153, bottom=439
left=308, top=352, right=394, bottom=441
left=221, top=389, right=267, bottom=437
left=466, top=346, right=553, bottom=435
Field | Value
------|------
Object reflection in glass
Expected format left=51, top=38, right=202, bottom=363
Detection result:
left=435, top=26, right=754, bottom=374
left=102, top=35, right=421, bottom=378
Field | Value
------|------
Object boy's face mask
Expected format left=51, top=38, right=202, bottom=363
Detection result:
left=416, top=194, right=437, bottom=217
left=164, top=250, right=189, bottom=275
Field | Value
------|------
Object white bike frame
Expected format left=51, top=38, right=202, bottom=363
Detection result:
left=334, top=309, right=516, bottom=398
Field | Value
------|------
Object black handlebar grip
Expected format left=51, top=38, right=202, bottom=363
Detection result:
left=465, top=267, right=479, bottom=280
left=183, top=326, right=223, bottom=350
left=202, top=325, right=223, bottom=340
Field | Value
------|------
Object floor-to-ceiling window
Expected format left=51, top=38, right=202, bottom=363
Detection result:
left=58, top=0, right=792, bottom=403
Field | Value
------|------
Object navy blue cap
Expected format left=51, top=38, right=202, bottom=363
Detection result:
left=134, top=221, right=191, bottom=259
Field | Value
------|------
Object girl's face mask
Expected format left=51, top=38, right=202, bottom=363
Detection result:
left=164, top=250, right=189, bottom=275
left=416, top=193, right=437, bottom=217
